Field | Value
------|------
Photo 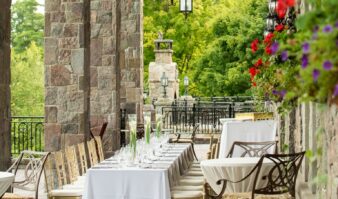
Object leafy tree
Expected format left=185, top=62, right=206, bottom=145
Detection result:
left=11, top=43, right=44, bottom=116
left=192, top=0, right=267, bottom=96
left=11, top=0, right=44, bottom=52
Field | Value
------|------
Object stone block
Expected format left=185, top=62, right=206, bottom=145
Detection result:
left=67, top=93, right=85, bottom=112
left=45, top=87, right=58, bottom=105
left=58, top=49, right=71, bottom=64
left=65, top=3, right=83, bottom=23
left=102, top=55, right=115, bottom=66
left=61, top=123, right=78, bottom=134
left=45, top=106, right=58, bottom=123
left=90, top=1, right=100, bottom=10
left=101, top=1, right=112, bottom=10
left=45, top=0, right=61, bottom=12
left=58, top=111, right=78, bottom=124
left=45, top=13, right=51, bottom=37
left=97, top=11, right=112, bottom=24
left=79, top=24, right=84, bottom=47
left=50, top=12, right=66, bottom=23
left=90, top=10, right=97, bottom=23
left=45, top=38, right=58, bottom=47
left=63, top=24, right=79, bottom=37
left=51, top=23, right=64, bottom=37
left=91, top=24, right=101, bottom=38
left=99, top=25, right=112, bottom=37
left=103, top=37, right=115, bottom=55
left=45, top=46, right=58, bottom=65
left=44, top=123, right=61, bottom=151
left=59, top=37, right=79, bottom=49
left=90, top=67, right=98, bottom=87
left=90, top=38, right=102, bottom=66
left=50, top=65, right=71, bottom=86
left=61, top=134, right=84, bottom=148
left=71, top=48, right=84, bottom=74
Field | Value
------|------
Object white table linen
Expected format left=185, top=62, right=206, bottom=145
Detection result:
left=219, top=120, right=277, bottom=158
left=83, top=144, right=194, bottom=199
left=201, top=158, right=273, bottom=194
left=0, top=171, right=14, bottom=197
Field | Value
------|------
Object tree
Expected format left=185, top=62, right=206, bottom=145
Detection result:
left=192, top=0, right=267, bottom=96
left=11, top=0, right=44, bottom=52
left=11, top=43, right=44, bottom=116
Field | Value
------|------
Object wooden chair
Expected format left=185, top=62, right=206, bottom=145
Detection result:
left=94, top=136, right=104, bottom=162
left=207, top=151, right=306, bottom=199
left=206, top=135, right=214, bottom=160
left=64, top=146, right=80, bottom=183
left=3, top=150, right=50, bottom=199
left=87, top=139, right=98, bottom=167
left=226, top=141, right=277, bottom=158
left=77, top=143, right=88, bottom=176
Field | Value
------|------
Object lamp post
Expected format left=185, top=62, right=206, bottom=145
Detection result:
left=184, top=76, right=189, bottom=96
left=160, top=72, right=168, bottom=98
left=179, top=0, right=192, bottom=19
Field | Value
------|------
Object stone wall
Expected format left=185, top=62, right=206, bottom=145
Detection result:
left=44, top=0, right=143, bottom=152
left=273, top=103, right=338, bottom=198
left=0, top=0, right=12, bottom=170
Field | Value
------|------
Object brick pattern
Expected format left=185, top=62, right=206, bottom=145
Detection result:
left=44, top=0, right=143, bottom=152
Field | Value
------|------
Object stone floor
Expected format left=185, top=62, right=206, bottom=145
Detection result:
left=12, top=144, right=210, bottom=199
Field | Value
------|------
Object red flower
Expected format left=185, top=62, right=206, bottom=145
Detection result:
left=276, top=0, right=287, bottom=19
left=275, top=24, right=284, bottom=32
left=249, top=67, right=258, bottom=77
left=252, top=82, right=257, bottom=87
left=286, top=0, right=295, bottom=7
left=265, top=45, right=272, bottom=55
left=264, top=33, right=274, bottom=44
left=254, top=58, right=263, bottom=67
left=251, top=39, right=259, bottom=53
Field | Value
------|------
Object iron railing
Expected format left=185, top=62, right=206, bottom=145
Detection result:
left=11, top=116, right=44, bottom=155
left=161, top=97, right=256, bottom=134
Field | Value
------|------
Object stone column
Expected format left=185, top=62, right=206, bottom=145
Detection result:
left=149, top=39, right=179, bottom=101
left=45, top=0, right=89, bottom=150
left=0, top=0, right=12, bottom=170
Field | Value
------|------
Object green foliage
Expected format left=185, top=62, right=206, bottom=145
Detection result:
left=11, top=43, right=44, bottom=116
left=192, top=0, right=267, bottom=96
left=11, top=0, right=44, bottom=52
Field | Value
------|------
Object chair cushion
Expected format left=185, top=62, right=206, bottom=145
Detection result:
left=171, top=185, right=204, bottom=191
left=185, top=170, right=204, bottom=176
left=171, top=190, right=203, bottom=199
left=178, top=178, right=204, bottom=186
left=49, top=189, right=83, bottom=197
left=2, top=193, right=34, bottom=199
left=222, top=192, right=292, bottom=199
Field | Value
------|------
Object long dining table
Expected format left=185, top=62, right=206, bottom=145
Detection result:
left=83, top=143, right=194, bottom=199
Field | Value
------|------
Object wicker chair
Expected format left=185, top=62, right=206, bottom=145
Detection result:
left=206, top=151, right=305, bottom=199
left=3, top=151, right=50, bottom=199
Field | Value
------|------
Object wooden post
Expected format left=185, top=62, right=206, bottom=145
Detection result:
left=0, top=0, right=12, bottom=170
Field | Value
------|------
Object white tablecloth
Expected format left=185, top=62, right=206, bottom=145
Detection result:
left=219, top=120, right=277, bottom=158
left=0, top=171, right=14, bottom=197
left=83, top=144, right=194, bottom=199
left=201, top=158, right=273, bottom=194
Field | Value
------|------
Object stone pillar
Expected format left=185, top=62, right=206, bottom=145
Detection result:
left=149, top=39, right=179, bottom=101
left=0, top=0, right=12, bottom=170
left=44, top=0, right=144, bottom=152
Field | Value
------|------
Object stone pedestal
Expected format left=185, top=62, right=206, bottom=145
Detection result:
left=149, top=39, right=179, bottom=101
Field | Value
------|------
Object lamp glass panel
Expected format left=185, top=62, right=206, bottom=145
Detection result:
left=180, top=0, right=192, bottom=12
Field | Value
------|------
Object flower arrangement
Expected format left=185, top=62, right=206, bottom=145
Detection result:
left=155, top=120, right=161, bottom=138
left=246, top=0, right=338, bottom=111
left=145, top=122, right=151, bottom=144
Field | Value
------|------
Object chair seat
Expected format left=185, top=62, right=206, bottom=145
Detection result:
left=171, top=185, right=204, bottom=191
left=222, top=192, right=292, bottom=199
left=2, top=193, right=34, bottom=199
left=185, top=170, right=203, bottom=176
left=49, top=189, right=83, bottom=197
left=178, top=178, right=204, bottom=186
left=171, top=190, right=203, bottom=199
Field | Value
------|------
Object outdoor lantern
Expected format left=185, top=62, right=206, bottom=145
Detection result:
left=184, top=76, right=189, bottom=96
left=266, top=15, right=276, bottom=32
left=161, top=72, right=168, bottom=98
left=179, top=0, right=193, bottom=18
left=268, top=0, right=277, bottom=15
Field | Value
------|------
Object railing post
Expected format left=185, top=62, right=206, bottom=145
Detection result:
left=192, top=103, right=196, bottom=127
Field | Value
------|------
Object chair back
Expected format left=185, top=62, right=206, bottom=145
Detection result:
left=227, top=141, right=277, bottom=158
left=94, top=136, right=105, bottom=162
left=54, top=151, right=68, bottom=187
left=44, top=153, right=56, bottom=193
left=190, top=123, right=200, bottom=142
left=7, top=150, right=50, bottom=199
left=65, top=145, right=80, bottom=183
left=77, top=142, right=88, bottom=175
left=252, top=151, right=305, bottom=198
left=87, top=139, right=99, bottom=167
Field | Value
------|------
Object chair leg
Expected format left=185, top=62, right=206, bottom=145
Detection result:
left=191, top=143, right=198, bottom=161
